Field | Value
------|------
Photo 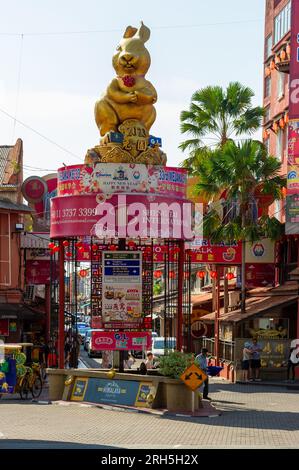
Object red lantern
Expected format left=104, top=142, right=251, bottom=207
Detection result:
left=210, top=270, right=218, bottom=279
left=127, top=241, right=136, bottom=248
left=62, top=240, right=69, bottom=247
left=184, top=271, right=190, bottom=279
left=285, top=113, right=289, bottom=124
left=53, top=246, right=60, bottom=253
left=79, top=269, right=88, bottom=278
left=169, top=271, right=176, bottom=279
left=92, top=244, right=98, bottom=251
left=154, top=270, right=162, bottom=279
left=279, top=117, right=285, bottom=129
left=273, top=122, right=279, bottom=133
left=48, top=242, right=55, bottom=249
left=65, top=251, right=72, bottom=257
left=196, top=270, right=205, bottom=279
left=108, top=245, right=117, bottom=251
left=75, top=241, right=82, bottom=248
left=145, top=246, right=152, bottom=253
left=280, top=49, right=286, bottom=61
left=225, top=272, right=235, bottom=280
left=265, top=67, right=271, bottom=77
left=173, top=247, right=180, bottom=254
left=78, top=246, right=84, bottom=252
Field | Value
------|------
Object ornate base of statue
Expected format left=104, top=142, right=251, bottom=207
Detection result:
left=85, top=119, right=166, bottom=166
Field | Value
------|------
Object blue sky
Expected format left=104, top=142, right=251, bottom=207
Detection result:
left=0, top=0, right=265, bottom=176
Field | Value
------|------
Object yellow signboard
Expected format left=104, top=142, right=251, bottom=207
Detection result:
left=71, top=378, right=88, bottom=401
left=180, top=363, right=207, bottom=391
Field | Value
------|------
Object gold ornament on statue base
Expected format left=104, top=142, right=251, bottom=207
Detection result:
left=85, top=22, right=166, bottom=165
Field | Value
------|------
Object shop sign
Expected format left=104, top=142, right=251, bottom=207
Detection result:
left=72, top=377, right=156, bottom=406
left=188, top=239, right=242, bottom=264
left=245, top=239, right=275, bottom=264
left=21, top=176, right=47, bottom=203
left=245, top=263, right=275, bottom=288
left=57, top=163, right=187, bottom=199
left=102, top=251, right=142, bottom=326
left=91, top=331, right=151, bottom=351
left=25, top=260, right=51, bottom=285
left=235, top=338, right=290, bottom=369
left=0, top=320, right=9, bottom=336
left=9, top=321, right=17, bottom=332
left=286, top=0, right=299, bottom=233
left=50, top=193, right=194, bottom=240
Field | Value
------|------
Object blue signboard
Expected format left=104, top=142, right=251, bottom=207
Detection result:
left=103, top=251, right=142, bottom=283
left=84, top=378, right=140, bottom=406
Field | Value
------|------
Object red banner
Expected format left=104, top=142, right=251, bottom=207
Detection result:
left=286, top=0, right=299, bottom=233
left=0, top=320, right=9, bottom=336
left=25, top=260, right=51, bottom=284
left=57, top=164, right=187, bottom=199
left=50, top=193, right=193, bottom=240
left=289, top=0, right=299, bottom=120
left=245, top=263, right=275, bottom=288
left=189, top=240, right=242, bottom=264
left=91, top=331, right=151, bottom=351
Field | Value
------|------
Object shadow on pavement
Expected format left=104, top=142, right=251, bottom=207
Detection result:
left=0, top=439, right=121, bottom=449
left=209, top=381, right=299, bottom=394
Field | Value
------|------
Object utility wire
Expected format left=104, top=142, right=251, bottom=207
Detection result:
left=11, top=34, right=23, bottom=143
left=0, top=19, right=263, bottom=37
left=0, top=106, right=82, bottom=161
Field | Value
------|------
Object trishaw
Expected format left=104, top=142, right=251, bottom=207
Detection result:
left=0, top=343, right=43, bottom=400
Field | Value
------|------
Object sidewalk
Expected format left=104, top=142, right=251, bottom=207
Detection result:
left=0, top=379, right=298, bottom=448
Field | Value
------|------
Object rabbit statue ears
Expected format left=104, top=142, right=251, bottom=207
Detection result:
left=123, top=21, right=150, bottom=43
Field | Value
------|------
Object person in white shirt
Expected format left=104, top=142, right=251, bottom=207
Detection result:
left=195, top=348, right=211, bottom=400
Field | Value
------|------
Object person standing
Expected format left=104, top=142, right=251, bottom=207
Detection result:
left=249, top=337, right=262, bottom=381
left=241, top=342, right=252, bottom=382
left=195, top=348, right=211, bottom=400
left=287, top=341, right=299, bottom=381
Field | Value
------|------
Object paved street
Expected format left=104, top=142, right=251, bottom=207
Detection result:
left=0, top=379, right=298, bottom=449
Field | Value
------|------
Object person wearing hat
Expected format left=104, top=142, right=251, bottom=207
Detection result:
left=195, top=348, right=211, bottom=400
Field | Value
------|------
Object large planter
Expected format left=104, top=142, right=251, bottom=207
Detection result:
left=47, top=369, right=68, bottom=401
left=163, top=380, right=202, bottom=412
left=47, top=368, right=203, bottom=411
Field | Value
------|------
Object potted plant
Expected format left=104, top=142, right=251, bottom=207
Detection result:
left=158, top=351, right=202, bottom=411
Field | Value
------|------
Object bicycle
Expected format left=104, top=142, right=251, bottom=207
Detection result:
left=18, top=363, right=43, bottom=400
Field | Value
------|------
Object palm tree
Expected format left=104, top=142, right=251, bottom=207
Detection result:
left=179, top=82, right=265, bottom=173
left=196, top=140, right=285, bottom=313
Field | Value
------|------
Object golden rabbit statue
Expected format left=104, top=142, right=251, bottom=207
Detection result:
left=95, top=22, right=157, bottom=136
left=85, top=22, right=166, bottom=165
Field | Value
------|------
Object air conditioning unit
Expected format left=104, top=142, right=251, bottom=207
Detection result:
left=228, top=291, right=240, bottom=309
left=24, top=285, right=37, bottom=302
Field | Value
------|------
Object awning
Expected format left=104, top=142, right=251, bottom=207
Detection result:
left=21, top=232, right=50, bottom=249
left=200, top=294, right=298, bottom=323
left=0, top=198, right=32, bottom=213
left=0, top=303, right=44, bottom=320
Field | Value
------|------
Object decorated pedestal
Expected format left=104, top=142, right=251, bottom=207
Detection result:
left=49, top=22, right=195, bottom=400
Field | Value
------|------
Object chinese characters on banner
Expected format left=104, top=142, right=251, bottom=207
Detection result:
left=102, top=251, right=142, bottom=328
left=286, top=0, right=299, bottom=233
